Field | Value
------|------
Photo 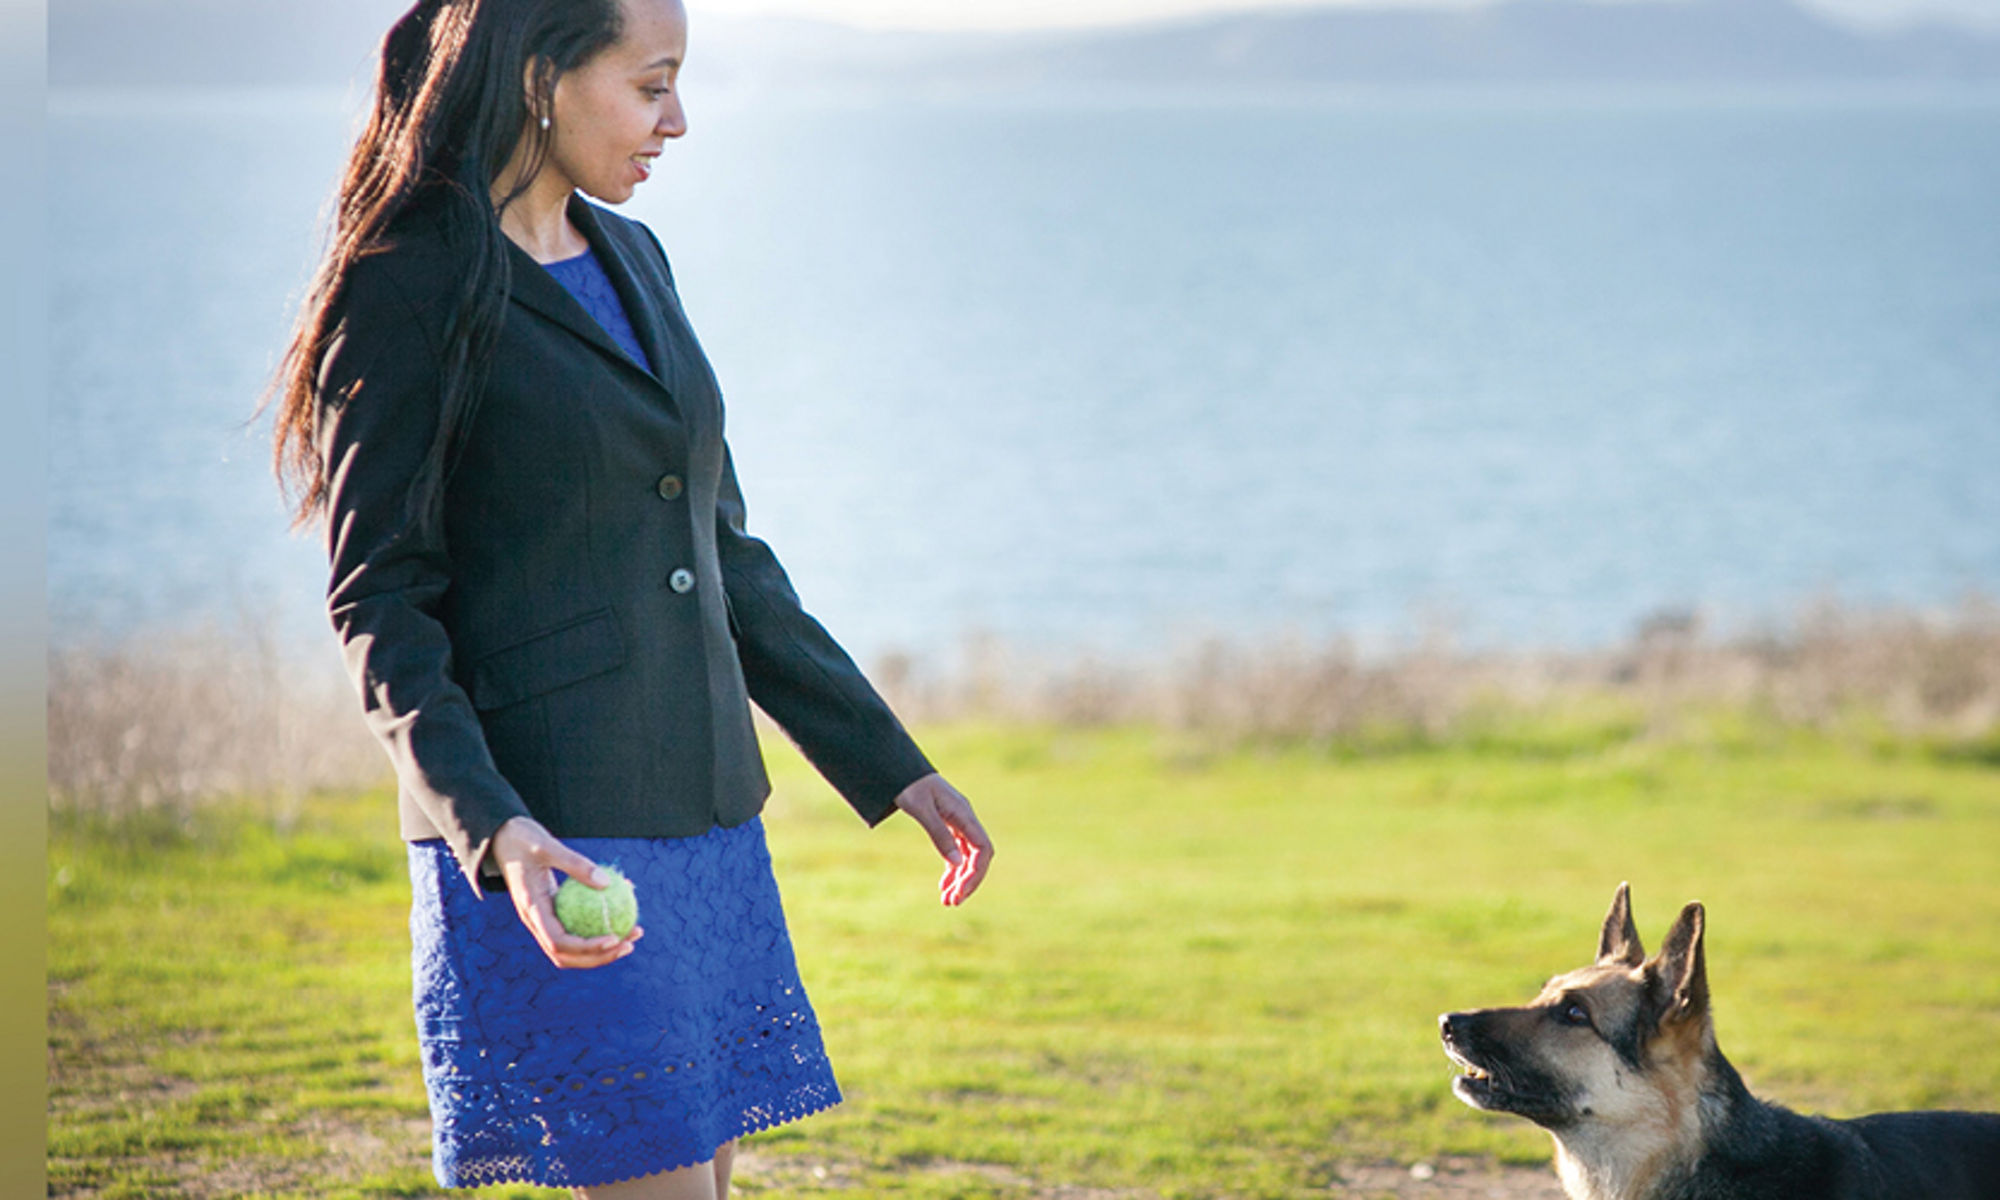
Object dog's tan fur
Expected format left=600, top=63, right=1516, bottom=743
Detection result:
left=1523, top=964, right=1706, bottom=1200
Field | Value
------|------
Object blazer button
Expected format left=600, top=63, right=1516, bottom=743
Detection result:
left=655, top=474, right=684, bottom=500
left=669, top=568, right=695, bottom=594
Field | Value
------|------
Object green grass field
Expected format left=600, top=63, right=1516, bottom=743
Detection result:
left=47, top=715, right=2000, bottom=1198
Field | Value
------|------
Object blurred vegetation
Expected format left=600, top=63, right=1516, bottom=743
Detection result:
left=47, top=596, right=2000, bottom=832
left=877, top=595, right=2000, bottom=754
left=48, top=624, right=381, bottom=832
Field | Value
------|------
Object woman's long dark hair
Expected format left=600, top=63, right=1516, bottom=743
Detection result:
left=268, top=0, right=625, bottom=531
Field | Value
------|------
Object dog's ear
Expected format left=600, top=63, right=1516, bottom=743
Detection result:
left=1597, top=881, right=1645, bottom=967
left=1654, top=901, right=1709, bottom=1026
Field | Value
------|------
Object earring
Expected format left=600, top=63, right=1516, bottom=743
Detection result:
left=540, top=114, right=551, bottom=131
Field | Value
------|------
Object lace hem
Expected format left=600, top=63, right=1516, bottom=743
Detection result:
left=435, top=1080, right=841, bottom=1189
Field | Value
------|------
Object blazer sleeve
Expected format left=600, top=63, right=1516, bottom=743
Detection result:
left=714, top=444, right=935, bottom=825
left=318, top=261, right=531, bottom=895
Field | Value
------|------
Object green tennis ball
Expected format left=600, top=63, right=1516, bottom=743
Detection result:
left=553, top=865, right=639, bottom=939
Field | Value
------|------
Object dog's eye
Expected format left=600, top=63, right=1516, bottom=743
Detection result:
left=1556, top=1001, right=1591, bottom=1027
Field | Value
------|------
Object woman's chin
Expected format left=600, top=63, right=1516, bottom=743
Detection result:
left=581, top=181, right=639, bottom=206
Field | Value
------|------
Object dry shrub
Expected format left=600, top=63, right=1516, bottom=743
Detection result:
left=1748, top=597, right=2000, bottom=735
left=48, top=625, right=385, bottom=826
left=48, top=597, right=1999, bottom=823
left=873, top=596, right=2000, bottom=747
left=1163, top=630, right=1466, bottom=743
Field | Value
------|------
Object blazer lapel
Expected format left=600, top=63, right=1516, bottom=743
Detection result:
left=569, top=197, right=685, bottom=399
left=503, top=205, right=675, bottom=401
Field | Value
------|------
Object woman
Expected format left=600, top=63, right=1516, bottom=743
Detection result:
left=267, top=0, right=993, bottom=1195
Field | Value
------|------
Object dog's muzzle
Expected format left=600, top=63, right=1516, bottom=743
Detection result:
left=1438, top=1010, right=1573, bottom=1127
left=1439, top=1012, right=1501, bottom=1106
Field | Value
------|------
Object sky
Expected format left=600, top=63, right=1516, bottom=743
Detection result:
left=686, top=0, right=2000, bottom=33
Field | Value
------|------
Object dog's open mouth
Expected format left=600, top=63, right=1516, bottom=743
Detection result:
left=1443, top=1040, right=1570, bottom=1126
left=1452, top=1064, right=1497, bottom=1103
left=1443, top=1044, right=1514, bottom=1109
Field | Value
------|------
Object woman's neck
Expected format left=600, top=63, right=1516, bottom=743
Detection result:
left=492, top=173, right=588, bottom=264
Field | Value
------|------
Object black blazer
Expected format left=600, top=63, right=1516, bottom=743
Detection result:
left=318, top=192, right=932, bottom=895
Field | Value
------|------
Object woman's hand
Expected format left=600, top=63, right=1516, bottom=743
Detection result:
left=893, top=773, right=993, bottom=906
left=488, top=815, right=644, bottom=969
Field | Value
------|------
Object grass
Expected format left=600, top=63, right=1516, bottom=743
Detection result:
left=47, top=714, right=2000, bottom=1198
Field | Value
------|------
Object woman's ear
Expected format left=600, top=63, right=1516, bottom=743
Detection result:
left=521, top=56, right=553, bottom=128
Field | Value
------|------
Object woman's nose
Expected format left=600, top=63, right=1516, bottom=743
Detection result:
left=659, top=96, right=687, bottom=139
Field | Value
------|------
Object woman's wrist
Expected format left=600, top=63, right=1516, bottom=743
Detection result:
left=482, top=815, right=539, bottom=879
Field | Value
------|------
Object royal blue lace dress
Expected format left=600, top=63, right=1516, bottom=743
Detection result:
left=404, top=248, right=841, bottom=1190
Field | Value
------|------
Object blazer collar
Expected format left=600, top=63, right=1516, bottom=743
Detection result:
left=504, top=194, right=679, bottom=399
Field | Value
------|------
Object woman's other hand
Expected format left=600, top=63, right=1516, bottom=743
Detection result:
left=893, top=773, right=993, bottom=906
left=488, top=816, right=644, bottom=969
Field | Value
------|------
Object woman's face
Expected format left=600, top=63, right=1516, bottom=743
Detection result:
left=542, top=0, right=689, bottom=205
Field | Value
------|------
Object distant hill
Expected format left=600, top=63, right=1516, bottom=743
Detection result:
left=956, top=0, right=2000, bottom=87
left=49, top=0, right=413, bottom=90
left=48, top=0, right=2000, bottom=92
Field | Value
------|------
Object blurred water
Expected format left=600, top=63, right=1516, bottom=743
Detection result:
left=47, top=87, right=2000, bottom=664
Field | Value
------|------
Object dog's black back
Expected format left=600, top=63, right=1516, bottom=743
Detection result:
left=1845, top=1111, right=2000, bottom=1200
left=1673, top=1095, right=2000, bottom=1200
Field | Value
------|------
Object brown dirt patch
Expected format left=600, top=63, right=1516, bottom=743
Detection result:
left=1325, top=1155, right=1565, bottom=1198
left=731, top=1150, right=1565, bottom=1198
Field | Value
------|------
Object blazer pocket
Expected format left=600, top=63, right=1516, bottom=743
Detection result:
left=467, top=608, right=627, bottom=711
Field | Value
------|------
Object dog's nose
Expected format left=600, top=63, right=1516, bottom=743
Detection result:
left=1440, top=1012, right=1476, bottom=1045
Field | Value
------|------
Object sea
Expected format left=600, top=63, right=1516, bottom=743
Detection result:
left=46, top=85, right=2000, bottom=669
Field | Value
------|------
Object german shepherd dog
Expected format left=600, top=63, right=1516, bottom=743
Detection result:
left=1439, top=885, right=2000, bottom=1200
